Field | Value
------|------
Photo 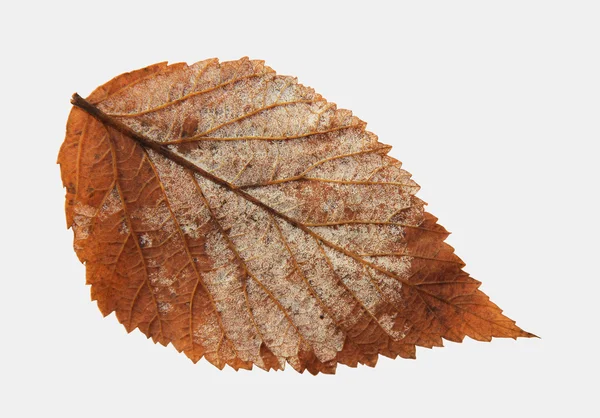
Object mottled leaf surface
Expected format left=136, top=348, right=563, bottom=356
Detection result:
left=58, top=57, right=534, bottom=374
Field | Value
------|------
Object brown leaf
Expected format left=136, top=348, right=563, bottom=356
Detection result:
left=58, top=57, right=535, bottom=374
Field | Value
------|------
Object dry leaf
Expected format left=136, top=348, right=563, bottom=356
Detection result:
left=58, top=57, right=534, bottom=374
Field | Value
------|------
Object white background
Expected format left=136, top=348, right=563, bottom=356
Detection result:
left=1, top=1, right=598, bottom=416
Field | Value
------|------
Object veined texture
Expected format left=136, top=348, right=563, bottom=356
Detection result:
left=58, top=57, right=534, bottom=374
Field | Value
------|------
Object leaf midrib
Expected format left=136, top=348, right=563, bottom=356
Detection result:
left=71, top=93, right=527, bottom=338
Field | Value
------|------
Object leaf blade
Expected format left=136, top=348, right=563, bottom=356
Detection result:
left=59, top=58, right=534, bottom=373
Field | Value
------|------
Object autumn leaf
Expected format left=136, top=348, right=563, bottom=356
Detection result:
left=58, top=57, right=534, bottom=374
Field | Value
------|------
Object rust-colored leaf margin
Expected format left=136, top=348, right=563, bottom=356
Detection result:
left=58, top=58, right=536, bottom=374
